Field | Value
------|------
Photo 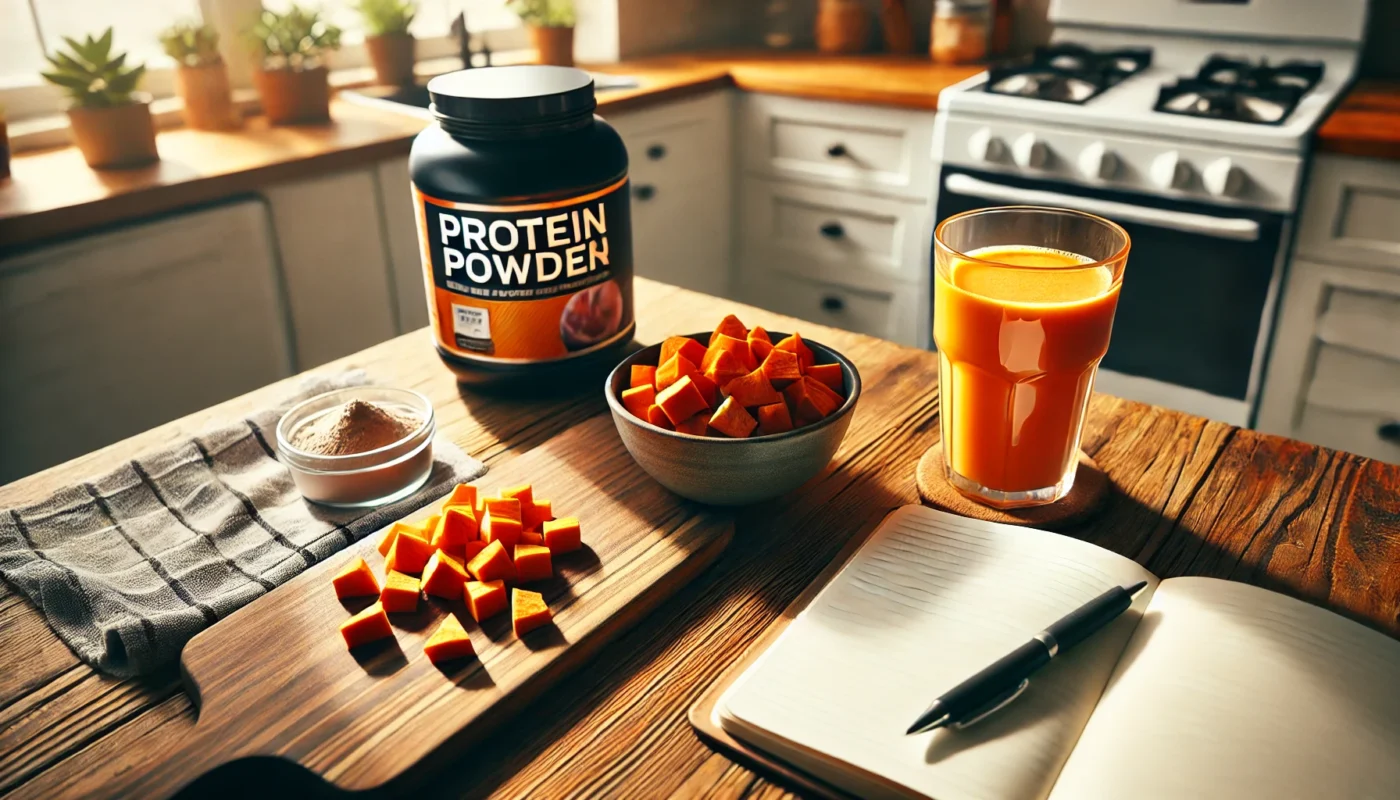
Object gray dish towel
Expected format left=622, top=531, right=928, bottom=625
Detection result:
left=0, top=372, right=486, bottom=677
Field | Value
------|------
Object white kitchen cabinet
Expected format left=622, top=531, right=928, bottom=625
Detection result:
left=0, top=200, right=293, bottom=482
left=1295, top=154, right=1400, bottom=275
left=376, top=155, right=431, bottom=333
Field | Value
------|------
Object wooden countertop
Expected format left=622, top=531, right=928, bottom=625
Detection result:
left=1316, top=80, right=1400, bottom=161
left=1, top=278, right=1397, bottom=799
left=0, top=53, right=976, bottom=254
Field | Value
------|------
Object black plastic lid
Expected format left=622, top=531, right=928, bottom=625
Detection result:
left=427, top=65, right=596, bottom=125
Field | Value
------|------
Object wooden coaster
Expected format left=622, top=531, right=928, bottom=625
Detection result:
left=915, top=443, right=1108, bottom=530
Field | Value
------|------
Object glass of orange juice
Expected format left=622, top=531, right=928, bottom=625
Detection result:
left=933, top=206, right=1129, bottom=508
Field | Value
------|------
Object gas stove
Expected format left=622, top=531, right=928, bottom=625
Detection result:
left=986, top=44, right=1153, bottom=104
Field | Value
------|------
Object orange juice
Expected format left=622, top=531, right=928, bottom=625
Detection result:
left=934, top=245, right=1121, bottom=498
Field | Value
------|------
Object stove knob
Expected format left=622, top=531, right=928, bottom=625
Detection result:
left=1203, top=158, right=1247, bottom=197
left=1150, top=151, right=1192, bottom=190
left=1078, top=142, right=1119, bottom=180
left=967, top=127, right=1006, bottom=162
left=1012, top=133, right=1049, bottom=168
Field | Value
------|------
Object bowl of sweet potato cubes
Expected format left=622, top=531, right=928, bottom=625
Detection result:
left=605, top=313, right=860, bottom=505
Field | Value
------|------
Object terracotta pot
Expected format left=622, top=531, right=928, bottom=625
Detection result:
left=254, top=66, right=331, bottom=125
left=366, top=33, right=416, bottom=86
left=67, top=101, right=159, bottom=169
left=816, top=0, right=872, bottom=54
left=176, top=62, right=240, bottom=130
left=529, top=26, right=575, bottom=67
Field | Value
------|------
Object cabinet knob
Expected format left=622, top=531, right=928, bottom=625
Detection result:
left=646, top=143, right=666, bottom=160
left=633, top=184, right=656, bottom=201
left=826, top=143, right=847, bottom=158
left=821, top=295, right=845, bottom=312
left=1379, top=421, right=1400, bottom=444
left=819, top=221, right=844, bottom=238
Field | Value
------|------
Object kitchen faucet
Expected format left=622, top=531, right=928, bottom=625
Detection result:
left=450, top=11, right=492, bottom=70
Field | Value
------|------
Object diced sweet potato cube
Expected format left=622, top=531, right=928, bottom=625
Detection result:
left=483, top=497, right=521, bottom=522
left=785, top=378, right=838, bottom=424
left=520, top=531, right=544, bottom=546
left=803, top=374, right=845, bottom=413
left=523, top=499, right=553, bottom=532
left=500, top=484, right=534, bottom=508
left=465, top=579, right=507, bottom=621
left=748, top=325, right=772, bottom=344
left=722, top=367, right=782, bottom=407
left=430, top=506, right=478, bottom=554
left=442, top=483, right=478, bottom=513
left=807, top=363, right=844, bottom=393
left=674, top=414, right=709, bottom=436
left=774, top=333, right=815, bottom=371
left=660, top=336, right=707, bottom=369
left=630, top=364, right=657, bottom=389
left=421, top=551, right=469, bottom=600
left=332, top=556, right=381, bottom=600
left=690, top=372, right=720, bottom=407
left=748, top=327, right=774, bottom=363
left=543, top=516, right=582, bottom=553
left=761, top=348, right=803, bottom=388
left=377, top=518, right=428, bottom=557
left=756, top=402, right=795, bottom=436
left=422, top=615, right=475, bottom=664
left=512, top=588, right=553, bottom=636
left=655, top=353, right=699, bottom=392
left=656, top=375, right=710, bottom=425
left=386, top=528, right=435, bottom=574
left=463, top=540, right=488, bottom=563
left=702, top=348, right=747, bottom=389
left=709, top=396, right=758, bottom=438
left=340, top=602, right=393, bottom=649
left=513, top=544, right=554, bottom=583
left=380, top=570, right=420, bottom=613
left=482, top=513, right=523, bottom=550
left=467, top=539, right=517, bottom=583
left=646, top=404, right=674, bottom=430
left=712, top=313, right=748, bottom=341
left=621, top=385, right=656, bottom=418
left=702, top=333, right=755, bottom=372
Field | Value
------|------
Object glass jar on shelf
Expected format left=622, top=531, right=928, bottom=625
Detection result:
left=931, top=0, right=990, bottom=65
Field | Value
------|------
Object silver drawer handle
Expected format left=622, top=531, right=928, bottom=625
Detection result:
left=1379, top=421, right=1400, bottom=444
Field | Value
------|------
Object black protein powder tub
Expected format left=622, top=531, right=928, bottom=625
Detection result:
left=410, top=65, right=634, bottom=386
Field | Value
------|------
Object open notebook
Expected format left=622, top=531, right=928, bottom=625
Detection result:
left=716, top=506, right=1400, bottom=800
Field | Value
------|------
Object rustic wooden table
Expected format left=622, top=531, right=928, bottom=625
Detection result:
left=2, top=278, right=1397, bottom=799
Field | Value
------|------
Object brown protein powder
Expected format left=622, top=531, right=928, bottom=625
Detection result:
left=410, top=65, right=634, bottom=386
left=290, top=399, right=422, bottom=456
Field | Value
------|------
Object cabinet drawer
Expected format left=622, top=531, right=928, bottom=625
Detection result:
left=1296, top=154, right=1400, bottom=274
left=741, top=270, right=921, bottom=346
left=632, top=171, right=732, bottom=298
left=605, top=91, right=731, bottom=186
left=739, top=93, right=935, bottom=200
left=1305, top=344, right=1400, bottom=418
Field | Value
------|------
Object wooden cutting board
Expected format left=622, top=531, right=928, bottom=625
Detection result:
left=108, top=414, right=732, bottom=798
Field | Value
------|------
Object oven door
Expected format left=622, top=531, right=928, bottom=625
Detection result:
left=934, top=166, right=1289, bottom=409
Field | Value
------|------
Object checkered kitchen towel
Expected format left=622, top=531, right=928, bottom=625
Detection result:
left=0, top=372, right=485, bottom=677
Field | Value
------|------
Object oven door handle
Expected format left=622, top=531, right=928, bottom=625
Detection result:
left=943, top=174, right=1261, bottom=242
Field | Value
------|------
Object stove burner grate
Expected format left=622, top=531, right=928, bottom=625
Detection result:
left=1154, top=56, right=1324, bottom=124
left=985, top=43, right=1153, bottom=104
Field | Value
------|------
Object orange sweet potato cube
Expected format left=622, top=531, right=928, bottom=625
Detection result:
left=713, top=313, right=748, bottom=341
left=709, top=396, right=758, bottom=438
left=702, top=333, right=755, bottom=372
left=340, top=602, right=393, bottom=649
left=377, top=519, right=427, bottom=557
left=721, top=367, right=783, bottom=407
left=483, top=496, right=522, bottom=522
left=761, top=348, right=803, bottom=388
left=523, top=499, right=553, bottom=532
left=422, top=615, right=475, bottom=664
left=702, top=348, right=747, bottom=389
left=785, top=377, right=838, bottom=424
left=748, top=326, right=774, bottom=363
left=467, top=539, right=517, bottom=583
left=656, top=375, right=710, bottom=425
left=463, top=540, right=488, bottom=564
left=520, top=531, right=544, bottom=546
left=332, top=556, right=381, bottom=600
left=542, top=516, right=582, bottom=553
left=646, top=404, right=674, bottom=430
left=630, top=364, right=657, bottom=389
left=512, top=588, right=553, bottom=636
left=386, top=527, right=435, bottom=574
left=442, top=483, right=478, bottom=513
left=690, top=371, right=720, bottom=407
left=807, top=363, right=844, bottom=393
left=756, top=402, right=794, bottom=436
left=660, top=336, right=707, bottom=369
left=513, top=544, right=554, bottom=583
left=621, top=385, right=656, bottom=418
left=673, top=414, right=709, bottom=436
left=500, top=484, right=534, bottom=508
left=774, top=333, right=815, bottom=371
left=465, top=579, right=507, bottom=621
left=380, top=570, right=420, bottom=613
left=482, top=513, right=523, bottom=550
left=430, top=506, right=478, bottom=554
left=655, top=353, right=699, bottom=392
left=803, top=374, right=845, bottom=413
left=421, top=550, right=469, bottom=601
left=748, top=325, right=772, bottom=344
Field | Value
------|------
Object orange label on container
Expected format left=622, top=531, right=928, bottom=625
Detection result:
left=413, top=178, right=633, bottom=363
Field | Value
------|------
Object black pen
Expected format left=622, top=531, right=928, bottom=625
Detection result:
left=905, top=580, right=1149, bottom=735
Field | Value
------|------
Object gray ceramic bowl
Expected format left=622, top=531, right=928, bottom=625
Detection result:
left=605, top=332, right=861, bottom=505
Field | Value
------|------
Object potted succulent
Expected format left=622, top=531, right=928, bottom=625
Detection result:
left=508, top=0, right=576, bottom=67
left=250, top=5, right=342, bottom=125
left=356, top=0, right=417, bottom=87
left=160, top=21, right=239, bottom=130
left=41, top=29, right=158, bottom=169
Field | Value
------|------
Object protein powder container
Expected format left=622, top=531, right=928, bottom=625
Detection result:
left=411, top=66, right=633, bottom=386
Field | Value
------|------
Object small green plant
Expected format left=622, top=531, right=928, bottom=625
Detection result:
left=41, top=28, right=146, bottom=108
left=355, top=0, right=416, bottom=36
left=159, top=21, right=222, bottom=68
left=507, top=0, right=576, bottom=27
left=251, top=4, right=343, bottom=71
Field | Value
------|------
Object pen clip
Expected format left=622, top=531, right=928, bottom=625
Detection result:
left=950, top=678, right=1030, bottom=730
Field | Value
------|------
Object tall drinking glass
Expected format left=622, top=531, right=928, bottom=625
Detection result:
left=933, top=206, right=1130, bottom=508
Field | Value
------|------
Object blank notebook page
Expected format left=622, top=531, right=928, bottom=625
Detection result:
left=719, top=506, right=1157, bottom=800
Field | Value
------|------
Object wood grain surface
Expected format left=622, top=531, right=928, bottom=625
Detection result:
left=1316, top=80, right=1400, bottom=161
left=1, top=279, right=1398, bottom=800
